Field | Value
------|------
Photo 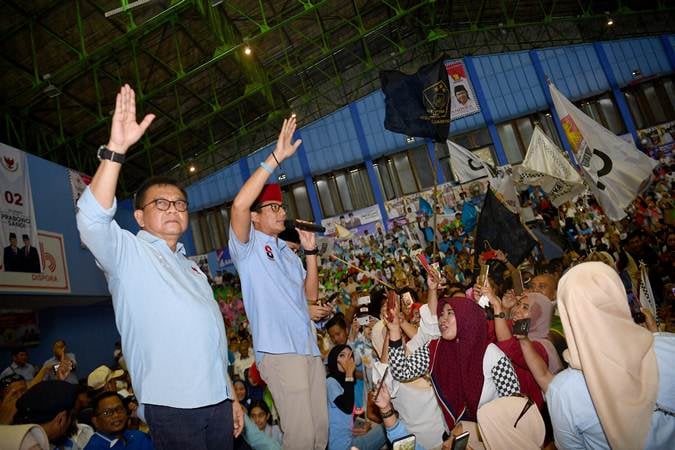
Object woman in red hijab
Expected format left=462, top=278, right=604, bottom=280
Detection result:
left=386, top=296, right=520, bottom=432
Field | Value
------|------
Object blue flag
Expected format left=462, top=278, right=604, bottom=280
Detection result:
left=380, top=57, right=451, bottom=142
left=419, top=197, right=433, bottom=216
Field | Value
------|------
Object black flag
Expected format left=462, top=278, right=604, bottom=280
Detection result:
left=474, top=189, right=537, bottom=267
left=380, top=57, right=451, bottom=142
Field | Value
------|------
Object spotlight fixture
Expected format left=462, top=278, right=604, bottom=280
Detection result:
left=605, top=12, right=614, bottom=26
left=406, top=136, right=415, bottom=143
left=631, top=69, right=641, bottom=78
left=244, top=46, right=252, bottom=55
left=189, top=165, right=196, bottom=173
left=42, top=73, right=61, bottom=98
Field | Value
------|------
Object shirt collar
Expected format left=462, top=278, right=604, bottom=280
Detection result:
left=95, top=431, right=128, bottom=448
left=137, top=230, right=185, bottom=255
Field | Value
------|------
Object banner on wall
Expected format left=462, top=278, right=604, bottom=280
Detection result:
left=0, top=143, right=42, bottom=274
left=321, top=205, right=383, bottom=235
left=68, top=169, right=92, bottom=210
left=637, top=120, right=675, bottom=154
left=0, top=230, right=70, bottom=293
left=216, top=247, right=233, bottom=269
left=0, top=311, right=40, bottom=348
left=445, top=60, right=480, bottom=120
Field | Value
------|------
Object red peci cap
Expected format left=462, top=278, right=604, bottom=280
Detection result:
left=254, top=184, right=282, bottom=206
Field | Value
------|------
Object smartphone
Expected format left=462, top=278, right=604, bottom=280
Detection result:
left=52, top=363, right=61, bottom=373
left=478, top=264, right=490, bottom=287
left=392, top=434, right=416, bottom=450
left=386, top=291, right=398, bottom=322
left=513, top=318, right=531, bottom=336
left=451, top=431, right=470, bottom=450
left=417, top=253, right=440, bottom=281
left=511, top=269, right=524, bottom=295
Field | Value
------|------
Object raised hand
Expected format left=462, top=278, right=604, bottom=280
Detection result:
left=107, top=84, right=155, bottom=154
left=272, top=115, right=302, bottom=161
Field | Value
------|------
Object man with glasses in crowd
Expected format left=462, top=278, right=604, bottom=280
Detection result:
left=85, top=392, right=153, bottom=450
left=230, top=116, right=333, bottom=450
left=77, top=85, right=243, bottom=449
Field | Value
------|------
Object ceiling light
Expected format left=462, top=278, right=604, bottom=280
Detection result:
left=244, top=46, right=252, bottom=56
left=606, top=17, right=614, bottom=26
left=406, top=136, right=415, bottom=143
left=631, top=69, right=641, bottom=78
left=189, top=165, right=196, bottom=173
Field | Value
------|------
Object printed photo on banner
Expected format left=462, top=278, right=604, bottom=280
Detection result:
left=445, top=60, right=480, bottom=120
left=321, top=204, right=383, bottom=235
left=216, top=247, right=233, bottom=269
left=0, top=231, right=70, bottom=293
left=637, top=120, right=675, bottom=153
left=0, top=143, right=42, bottom=274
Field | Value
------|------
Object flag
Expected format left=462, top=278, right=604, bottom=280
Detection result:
left=549, top=83, right=657, bottom=220
left=334, top=224, right=352, bottom=239
left=514, top=126, right=585, bottom=207
left=474, top=189, right=537, bottom=267
left=419, top=197, right=433, bottom=216
left=491, top=166, right=521, bottom=214
left=380, top=57, right=451, bottom=142
left=638, top=262, right=657, bottom=322
left=447, top=140, right=492, bottom=183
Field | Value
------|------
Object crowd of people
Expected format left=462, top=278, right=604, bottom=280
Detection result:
left=0, top=84, right=673, bottom=450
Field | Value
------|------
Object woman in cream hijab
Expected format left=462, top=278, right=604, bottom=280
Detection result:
left=545, top=262, right=674, bottom=449
left=477, top=396, right=545, bottom=450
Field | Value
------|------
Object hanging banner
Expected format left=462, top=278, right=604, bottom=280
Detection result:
left=445, top=60, right=481, bottom=120
left=0, top=230, right=70, bottom=293
left=321, top=204, right=383, bottom=236
left=68, top=169, right=92, bottom=210
left=0, top=143, right=41, bottom=273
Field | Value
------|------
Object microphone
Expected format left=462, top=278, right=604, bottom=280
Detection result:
left=284, top=219, right=326, bottom=233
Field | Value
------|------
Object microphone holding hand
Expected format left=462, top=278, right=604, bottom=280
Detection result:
left=285, top=219, right=326, bottom=233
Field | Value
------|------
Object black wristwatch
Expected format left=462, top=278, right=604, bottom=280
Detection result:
left=97, top=145, right=126, bottom=164
left=303, top=247, right=319, bottom=255
left=494, top=311, right=506, bottom=319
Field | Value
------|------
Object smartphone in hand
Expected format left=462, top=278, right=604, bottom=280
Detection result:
left=513, top=318, right=531, bottom=336
left=386, top=291, right=397, bottom=322
left=511, top=269, right=524, bottom=295
left=451, top=431, right=470, bottom=450
left=392, top=434, right=416, bottom=450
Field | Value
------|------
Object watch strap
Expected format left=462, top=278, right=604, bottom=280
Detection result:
left=97, top=145, right=126, bottom=163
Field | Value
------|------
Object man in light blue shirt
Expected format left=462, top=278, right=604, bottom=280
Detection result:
left=229, top=116, right=333, bottom=450
left=76, top=84, right=243, bottom=450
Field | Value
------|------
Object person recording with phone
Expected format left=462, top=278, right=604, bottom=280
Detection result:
left=229, top=115, right=333, bottom=450
left=325, top=344, right=386, bottom=450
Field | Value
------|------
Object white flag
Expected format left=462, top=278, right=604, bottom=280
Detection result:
left=549, top=83, right=657, bottom=220
left=491, top=165, right=520, bottom=214
left=447, top=140, right=492, bottom=183
left=514, top=126, right=586, bottom=207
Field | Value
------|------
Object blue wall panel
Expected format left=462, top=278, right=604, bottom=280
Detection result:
left=449, top=109, right=486, bottom=136
left=246, top=142, right=303, bottom=185
left=602, top=37, right=671, bottom=87
left=185, top=163, right=243, bottom=211
left=302, top=107, right=361, bottom=174
left=472, top=52, right=548, bottom=123
left=537, top=44, right=609, bottom=101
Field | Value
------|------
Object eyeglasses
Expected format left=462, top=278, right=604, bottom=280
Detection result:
left=255, top=203, right=287, bottom=213
left=96, top=405, right=127, bottom=417
left=512, top=393, right=534, bottom=428
left=141, top=198, right=189, bottom=212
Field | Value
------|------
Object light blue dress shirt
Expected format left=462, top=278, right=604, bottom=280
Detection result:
left=546, top=333, right=675, bottom=450
left=229, top=226, right=320, bottom=363
left=77, top=187, right=230, bottom=408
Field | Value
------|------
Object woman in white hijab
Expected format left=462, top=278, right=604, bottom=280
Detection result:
left=544, top=262, right=674, bottom=449
left=477, top=396, right=545, bottom=450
